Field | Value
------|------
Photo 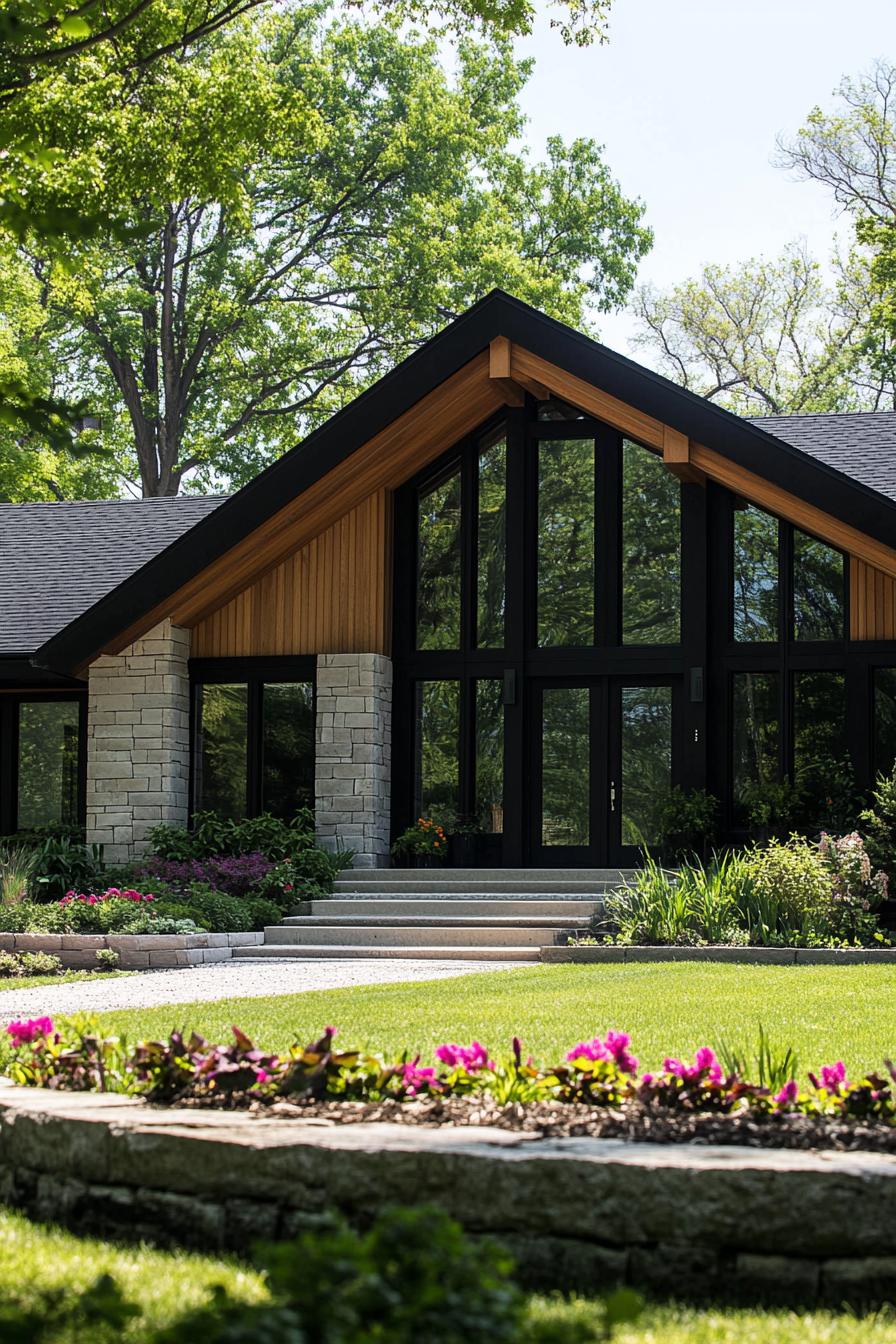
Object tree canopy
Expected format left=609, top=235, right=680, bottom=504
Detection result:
left=18, top=6, right=651, bottom=497
left=633, top=60, right=896, bottom=416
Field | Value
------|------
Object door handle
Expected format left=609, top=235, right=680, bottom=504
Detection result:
left=609, top=780, right=616, bottom=813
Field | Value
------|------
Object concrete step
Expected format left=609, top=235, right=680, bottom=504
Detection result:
left=263, top=924, right=567, bottom=947
left=333, top=872, right=632, bottom=897
left=301, top=900, right=598, bottom=919
left=336, top=869, right=635, bottom=882
left=232, top=944, right=540, bottom=962
left=281, top=915, right=589, bottom=929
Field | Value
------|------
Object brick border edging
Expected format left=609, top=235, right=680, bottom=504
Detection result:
left=0, top=932, right=263, bottom=970
left=0, top=1082, right=894, bottom=1307
left=542, top=945, right=896, bottom=964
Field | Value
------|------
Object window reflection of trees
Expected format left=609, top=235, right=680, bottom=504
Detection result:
left=541, top=687, right=590, bottom=847
left=793, top=531, right=844, bottom=640
left=622, top=441, right=681, bottom=644
left=197, top=684, right=248, bottom=820
left=794, top=671, right=847, bottom=824
left=733, top=506, right=778, bottom=641
left=262, top=683, right=314, bottom=817
left=476, top=435, right=506, bottom=649
left=620, top=687, right=672, bottom=845
left=415, top=680, right=460, bottom=828
left=537, top=441, right=595, bottom=647
left=416, top=470, right=462, bottom=650
left=16, top=701, right=80, bottom=829
left=732, top=672, right=779, bottom=819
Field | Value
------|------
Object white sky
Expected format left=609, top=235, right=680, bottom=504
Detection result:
left=515, top=0, right=896, bottom=354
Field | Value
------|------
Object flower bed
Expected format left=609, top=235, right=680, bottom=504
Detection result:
left=3, top=1017, right=895, bottom=1149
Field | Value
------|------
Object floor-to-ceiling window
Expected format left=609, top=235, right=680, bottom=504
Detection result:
left=393, top=403, right=687, bottom=865
left=721, top=496, right=850, bottom=832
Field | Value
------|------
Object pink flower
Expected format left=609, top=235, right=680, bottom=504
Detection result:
left=105, top=888, right=121, bottom=897
left=87, top=895, right=98, bottom=905
left=435, top=1041, right=494, bottom=1072
left=774, top=1079, right=799, bottom=1108
left=6, top=1016, right=53, bottom=1046
left=809, top=1061, right=848, bottom=1093
left=663, top=1047, right=723, bottom=1085
left=399, top=1059, right=438, bottom=1096
left=565, top=1032, right=638, bottom=1076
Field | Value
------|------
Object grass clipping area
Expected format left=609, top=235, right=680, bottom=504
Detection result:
left=97, top=963, right=896, bottom=1075
left=0, top=1207, right=894, bottom=1342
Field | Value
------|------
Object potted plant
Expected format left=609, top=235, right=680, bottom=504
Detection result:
left=390, top=818, right=448, bottom=868
left=447, top=817, right=486, bottom=868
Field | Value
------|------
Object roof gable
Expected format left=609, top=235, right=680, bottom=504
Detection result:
left=29, top=291, right=896, bottom=673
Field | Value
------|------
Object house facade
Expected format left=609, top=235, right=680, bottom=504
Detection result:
left=3, top=292, right=896, bottom=869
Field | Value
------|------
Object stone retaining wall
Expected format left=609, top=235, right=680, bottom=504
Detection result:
left=544, top=945, right=896, bottom=964
left=0, top=1083, right=894, bottom=1307
left=0, top=932, right=262, bottom=970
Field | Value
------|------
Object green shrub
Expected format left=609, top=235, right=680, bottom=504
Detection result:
left=27, top=833, right=104, bottom=901
left=147, top=810, right=317, bottom=863
left=738, top=837, right=833, bottom=944
left=0, top=949, right=62, bottom=977
left=94, top=948, right=121, bottom=971
left=601, top=852, right=751, bottom=946
left=860, top=764, right=896, bottom=882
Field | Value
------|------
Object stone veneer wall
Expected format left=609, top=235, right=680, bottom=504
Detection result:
left=314, top=653, right=392, bottom=868
left=85, top=620, right=191, bottom=864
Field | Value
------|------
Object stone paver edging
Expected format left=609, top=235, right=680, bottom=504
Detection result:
left=0, top=1081, right=894, bottom=1307
left=544, top=945, right=896, bottom=964
left=0, top=931, right=262, bottom=969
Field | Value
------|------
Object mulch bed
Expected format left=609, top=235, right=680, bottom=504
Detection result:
left=186, top=1092, right=896, bottom=1154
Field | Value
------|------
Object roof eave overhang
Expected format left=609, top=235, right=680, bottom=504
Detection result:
left=33, top=289, right=896, bottom=674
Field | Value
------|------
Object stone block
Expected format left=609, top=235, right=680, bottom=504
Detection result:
left=821, top=1256, right=896, bottom=1306
left=734, top=1253, right=820, bottom=1305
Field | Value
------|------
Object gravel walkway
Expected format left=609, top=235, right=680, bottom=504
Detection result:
left=0, top=958, right=521, bottom=1019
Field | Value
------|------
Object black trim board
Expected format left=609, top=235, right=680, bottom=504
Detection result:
left=32, top=289, right=896, bottom=675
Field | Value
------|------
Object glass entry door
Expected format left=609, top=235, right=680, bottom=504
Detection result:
left=531, top=678, right=677, bottom=867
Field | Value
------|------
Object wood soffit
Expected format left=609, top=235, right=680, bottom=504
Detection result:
left=98, top=334, right=896, bottom=659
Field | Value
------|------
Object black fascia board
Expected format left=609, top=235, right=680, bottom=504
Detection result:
left=33, top=289, right=896, bottom=674
left=0, top=656, right=86, bottom=687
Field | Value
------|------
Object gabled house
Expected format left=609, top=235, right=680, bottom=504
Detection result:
left=3, top=291, right=896, bottom=868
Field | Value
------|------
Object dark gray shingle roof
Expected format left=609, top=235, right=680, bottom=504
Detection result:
left=0, top=495, right=226, bottom=656
left=749, top=411, right=896, bottom=505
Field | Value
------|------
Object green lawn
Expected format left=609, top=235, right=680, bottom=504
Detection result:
left=0, top=1205, right=893, bottom=1341
left=97, top=963, right=896, bottom=1073
left=0, top=970, right=132, bottom=993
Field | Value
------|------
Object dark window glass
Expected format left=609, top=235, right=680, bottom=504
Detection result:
left=794, top=671, right=847, bottom=820
left=793, top=530, right=845, bottom=641
left=195, top=684, right=248, bottom=820
left=874, top=669, right=896, bottom=779
left=541, top=686, right=590, bottom=846
left=622, top=440, right=681, bottom=644
left=16, top=701, right=80, bottom=830
left=538, top=440, right=595, bottom=646
left=476, top=432, right=506, bottom=648
left=416, top=468, right=461, bottom=650
left=732, top=672, right=779, bottom=818
left=733, top=505, right=778, bottom=642
left=262, top=682, right=314, bottom=819
left=620, top=686, right=672, bottom=846
left=415, top=680, right=460, bottom=828
left=537, top=397, right=586, bottom=421
left=475, top=680, right=504, bottom=834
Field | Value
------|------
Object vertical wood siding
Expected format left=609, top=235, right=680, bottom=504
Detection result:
left=850, top=558, right=896, bottom=640
left=191, top=492, right=392, bottom=657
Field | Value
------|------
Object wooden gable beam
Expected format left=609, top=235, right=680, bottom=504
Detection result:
left=489, top=336, right=548, bottom=403
left=662, top=426, right=706, bottom=485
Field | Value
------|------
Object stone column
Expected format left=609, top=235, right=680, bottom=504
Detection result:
left=315, top=653, right=392, bottom=869
left=85, top=620, right=191, bottom=864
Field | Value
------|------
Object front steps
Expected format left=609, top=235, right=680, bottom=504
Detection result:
left=232, top=868, right=631, bottom=963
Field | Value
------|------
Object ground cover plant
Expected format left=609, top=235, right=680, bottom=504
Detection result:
left=93, top=963, right=896, bottom=1076
left=0, top=812, right=350, bottom=934
left=5, top=1011, right=896, bottom=1156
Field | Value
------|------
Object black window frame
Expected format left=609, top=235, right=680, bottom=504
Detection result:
left=189, top=657, right=316, bottom=821
left=0, top=691, right=87, bottom=836
left=712, top=487, right=854, bottom=833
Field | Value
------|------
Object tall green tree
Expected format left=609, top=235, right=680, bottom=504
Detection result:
left=777, top=59, right=896, bottom=397
left=631, top=242, right=895, bottom=414
left=27, top=9, right=651, bottom=496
